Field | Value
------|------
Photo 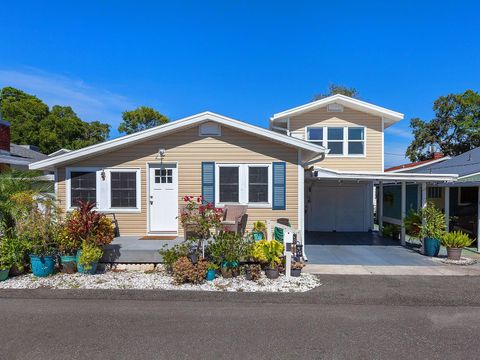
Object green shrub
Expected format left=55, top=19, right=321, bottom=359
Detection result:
left=78, top=241, right=103, bottom=270
left=158, top=241, right=192, bottom=272
left=253, top=240, right=283, bottom=268
left=0, top=236, right=29, bottom=272
left=419, top=202, right=445, bottom=240
left=172, top=257, right=208, bottom=284
left=441, top=231, right=474, bottom=248
left=382, top=223, right=399, bottom=238
left=207, top=232, right=249, bottom=266
left=404, top=210, right=422, bottom=238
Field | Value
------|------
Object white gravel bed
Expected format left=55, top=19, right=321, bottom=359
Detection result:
left=0, top=270, right=321, bottom=293
left=432, top=257, right=478, bottom=266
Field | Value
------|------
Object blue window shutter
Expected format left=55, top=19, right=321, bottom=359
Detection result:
left=202, top=162, right=215, bottom=205
left=272, top=162, right=286, bottom=210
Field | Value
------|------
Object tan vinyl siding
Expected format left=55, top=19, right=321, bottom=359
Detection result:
left=289, top=106, right=383, bottom=171
left=56, top=125, right=299, bottom=236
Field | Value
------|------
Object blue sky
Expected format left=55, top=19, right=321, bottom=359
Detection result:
left=1, top=1, right=479, bottom=167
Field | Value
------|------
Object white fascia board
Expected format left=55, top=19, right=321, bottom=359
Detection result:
left=30, top=111, right=325, bottom=170
left=313, top=167, right=458, bottom=182
left=388, top=156, right=451, bottom=173
left=0, top=154, right=32, bottom=166
left=271, top=94, right=404, bottom=124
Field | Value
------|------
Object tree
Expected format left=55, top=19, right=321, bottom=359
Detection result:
left=313, top=84, right=359, bottom=101
left=0, top=87, right=49, bottom=146
left=118, top=106, right=169, bottom=135
left=406, top=90, right=480, bottom=161
left=0, top=87, right=110, bottom=154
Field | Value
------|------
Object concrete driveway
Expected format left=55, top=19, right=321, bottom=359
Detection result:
left=305, top=231, right=436, bottom=266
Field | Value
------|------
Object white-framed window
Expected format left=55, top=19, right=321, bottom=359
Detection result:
left=327, top=127, right=344, bottom=155
left=199, top=122, right=221, bottom=136
left=306, top=126, right=366, bottom=157
left=66, top=167, right=141, bottom=212
left=215, top=163, right=271, bottom=207
left=458, top=187, right=476, bottom=206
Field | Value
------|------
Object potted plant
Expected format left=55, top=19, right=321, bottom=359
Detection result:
left=290, top=261, right=304, bottom=277
left=66, top=201, right=115, bottom=275
left=441, top=231, right=473, bottom=260
left=419, top=202, right=446, bottom=257
left=252, top=221, right=266, bottom=241
left=56, top=228, right=79, bottom=273
left=244, top=263, right=261, bottom=281
left=77, top=241, right=103, bottom=274
left=12, top=192, right=59, bottom=277
left=0, top=243, right=12, bottom=282
left=205, top=263, right=218, bottom=281
left=254, top=240, right=284, bottom=279
left=207, top=232, right=246, bottom=278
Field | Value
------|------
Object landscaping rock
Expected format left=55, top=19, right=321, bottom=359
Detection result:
left=0, top=270, right=321, bottom=293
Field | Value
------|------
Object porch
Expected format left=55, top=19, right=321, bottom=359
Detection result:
left=102, top=236, right=184, bottom=263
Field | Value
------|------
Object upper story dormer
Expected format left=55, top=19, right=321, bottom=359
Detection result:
left=270, top=94, right=404, bottom=172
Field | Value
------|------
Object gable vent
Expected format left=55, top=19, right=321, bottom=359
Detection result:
left=327, top=103, right=344, bottom=112
left=199, top=122, right=221, bottom=136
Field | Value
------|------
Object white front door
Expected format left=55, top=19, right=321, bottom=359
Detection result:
left=149, top=164, right=178, bottom=233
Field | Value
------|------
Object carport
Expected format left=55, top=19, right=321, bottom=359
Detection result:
left=304, top=168, right=458, bottom=262
left=305, top=232, right=436, bottom=266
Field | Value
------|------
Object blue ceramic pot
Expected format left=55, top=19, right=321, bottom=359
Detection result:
left=424, top=237, right=441, bottom=257
left=29, top=255, right=55, bottom=277
left=60, top=255, right=77, bottom=264
left=252, top=231, right=264, bottom=241
left=206, top=269, right=216, bottom=281
left=0, top=268, right=9, bottom=281
left=76, top=250, right=98, bottom=275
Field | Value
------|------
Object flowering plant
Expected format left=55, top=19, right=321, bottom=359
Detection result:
left=179, top=195, right=223, bottom=240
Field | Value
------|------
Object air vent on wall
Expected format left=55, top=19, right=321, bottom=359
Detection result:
left=327, top=103, right=344, bottom=112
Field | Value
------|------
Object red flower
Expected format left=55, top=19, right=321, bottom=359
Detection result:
left=206, top=202, right=213, bottom=209
left=199, top=205, right=205, bottom=213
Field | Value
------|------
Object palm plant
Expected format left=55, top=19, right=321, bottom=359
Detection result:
left=0, top=169, right=49, bottom=237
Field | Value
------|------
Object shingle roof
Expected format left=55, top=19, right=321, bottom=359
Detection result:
left=408, top=147, right=480, bottom=177
left=10, top=144, right=48, bottom=162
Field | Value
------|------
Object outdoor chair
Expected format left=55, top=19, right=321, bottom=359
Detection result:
left=220, top=205, right=248, bottom=235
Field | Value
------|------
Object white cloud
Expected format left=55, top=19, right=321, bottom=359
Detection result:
left=385, top=126, right=412, bottom=139
left=0, top=68, right=135, bottom=132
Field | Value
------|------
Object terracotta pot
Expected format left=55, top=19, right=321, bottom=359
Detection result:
left=447, top=247, right=462, bottom=261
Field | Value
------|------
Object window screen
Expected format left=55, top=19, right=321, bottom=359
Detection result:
left=111, top=172, right=137, bottom=208
left=70, top=171, right=96, bottom=206
left=219, top=166, right=239, bottom=203
left=249, top=167, right=268, bottom=203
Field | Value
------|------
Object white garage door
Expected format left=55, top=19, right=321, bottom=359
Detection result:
left=307, top=182, right=371, bottom=232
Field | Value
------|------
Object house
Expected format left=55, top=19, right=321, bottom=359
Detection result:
left=29, top=95, right=457, bottom=247
left=383, top=148, right=480, bottom=251
left=0, top=117, right=49, bottom=171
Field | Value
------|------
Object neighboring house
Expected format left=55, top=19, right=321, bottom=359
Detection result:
left=0, top=118, right=49, bottom=171
left=29, top=94, right=456, bottom=242
left=384, top=148, right=480, bottom=247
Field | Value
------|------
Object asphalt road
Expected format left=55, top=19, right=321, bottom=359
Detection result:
left=1, top=275, right=480, bottom=360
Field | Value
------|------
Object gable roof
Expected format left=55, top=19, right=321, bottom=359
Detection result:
left=30, top=111, right=325, bottom=170
left=271, top=94, right=404, bottom=128
left=411, top=147, right=480, bottom=178
left=385, top=155, right=449, bottom=173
